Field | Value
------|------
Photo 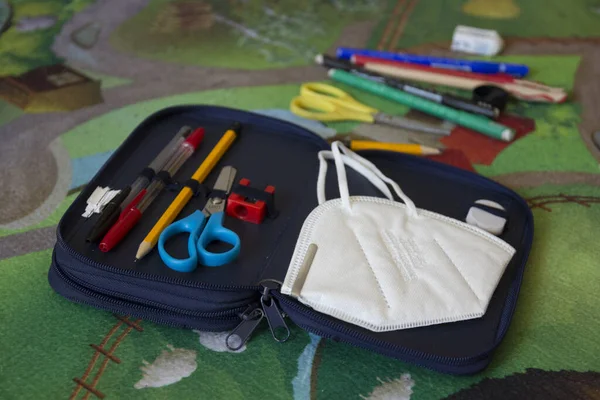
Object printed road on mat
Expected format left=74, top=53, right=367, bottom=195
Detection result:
left=1, top=0, right=599, bottom=399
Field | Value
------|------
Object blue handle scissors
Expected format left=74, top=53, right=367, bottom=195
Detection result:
left=158, top=166, right=241, bottom=272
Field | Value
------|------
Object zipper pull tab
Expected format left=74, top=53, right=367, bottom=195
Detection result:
left=226, top=304, right=264, bottom=351
left=261, top=281, right=290, bottom=343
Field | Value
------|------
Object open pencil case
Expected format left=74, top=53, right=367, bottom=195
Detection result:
left=48, top=105, right=534, bottom=375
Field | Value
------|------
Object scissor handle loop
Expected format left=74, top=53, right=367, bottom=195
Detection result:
left=197, top=211, right=241, bottom=267
left=158, top=210, right=205, bottom=272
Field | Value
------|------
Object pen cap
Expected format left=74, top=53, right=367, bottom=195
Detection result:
left=184, top=127, right=205, bottom=150
left=177, top=125, right=193, bottom=138
left=473, top=85, right=509, bottom=113
left=315, top=54, right=354, bottom=71
left=228, top=121, right=242, bottom=134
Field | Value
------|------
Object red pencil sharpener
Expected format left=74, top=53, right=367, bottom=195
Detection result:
left=226, top=179, right=276, bottom=224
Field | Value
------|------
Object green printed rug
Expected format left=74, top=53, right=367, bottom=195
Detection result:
left=1, top=0, right=599, bottom=399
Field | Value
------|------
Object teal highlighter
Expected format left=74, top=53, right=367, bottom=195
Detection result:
left=328, top=69, right=515, bottom=142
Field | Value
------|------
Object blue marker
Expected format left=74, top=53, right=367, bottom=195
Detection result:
left=336, top=47, right=529, bottom=78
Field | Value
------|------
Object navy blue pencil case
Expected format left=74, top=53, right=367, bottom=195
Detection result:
left=48, top=105, right=534, bottom=375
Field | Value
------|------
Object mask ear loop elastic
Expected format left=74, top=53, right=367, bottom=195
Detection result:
left=334, top=141, right=419, bottom=217
left=332, top=142, right=351, bottom=209
left=317, top=151, right=394, bottom=207
left=316, top=151, right=330, bottom=205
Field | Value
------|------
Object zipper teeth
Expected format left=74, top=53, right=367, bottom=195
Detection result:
left=276, top=294, right=490, bottom=367
left=53, top=260, right=238, bottom=323
left=69, top=293, right=237, bottom=330
left=54, top=265, right=237, bottom=320
left=296, top=324, right=449, bottom=373
left=56, top=233, right=260, bottom=292
left=59, top=263, right=246, bottom=319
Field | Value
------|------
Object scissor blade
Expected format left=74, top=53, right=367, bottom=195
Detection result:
left=374, top=113, right=452, bottom=136
left=351, top=124, right=446, bottom=149
left=212, top=166, right=237, bottom=193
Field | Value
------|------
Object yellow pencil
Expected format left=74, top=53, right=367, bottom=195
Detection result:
left=348, top=140, right=441, bottom=156
left=135, top=124, right=240, bottom=260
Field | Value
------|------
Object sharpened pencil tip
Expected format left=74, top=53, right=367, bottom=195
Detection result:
left=422, top=146, right=442, bottom=156
left=135, top=242, right=153, bottom=261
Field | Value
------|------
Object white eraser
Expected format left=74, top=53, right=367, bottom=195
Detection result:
left=466, top=199, right=507, bottom=235
left=451, top=25, right=503, bottom=56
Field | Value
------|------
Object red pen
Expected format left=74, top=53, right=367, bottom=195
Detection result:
left=99, top=208, right=143, bottom=252
left=99, top=127, right=205, bottom=252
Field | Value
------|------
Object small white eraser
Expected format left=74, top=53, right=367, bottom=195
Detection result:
left=451, top=25, right=503, bottom=56
left=82, top=187, right=120, bottom=217
left=466, top=199, right=507, bottom=235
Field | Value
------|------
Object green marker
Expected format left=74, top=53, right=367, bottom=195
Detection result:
left=328, top=69, right=515, bottom=142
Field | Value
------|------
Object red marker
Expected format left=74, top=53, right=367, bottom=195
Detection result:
left=99, top=127, right=205, bottom=252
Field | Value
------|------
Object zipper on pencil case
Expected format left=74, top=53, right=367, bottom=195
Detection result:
left=226, top=281, right=291, bottom=351
left=274, top=247, right=530, bottom=375
left=219, top=202, right=532, bottom=361
left=54, top=252, right=247, bottom=320
left=272, top=291, right=487, bottom=368
left=51, top=261, right=241, bottom=331
left=227, top=280, right=511, bottom=374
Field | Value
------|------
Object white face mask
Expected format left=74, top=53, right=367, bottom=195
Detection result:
left=282, top=142, right=515, bottom=332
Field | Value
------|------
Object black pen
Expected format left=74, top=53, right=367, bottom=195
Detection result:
left=315, top=54, right=499, bottom=119
left=86, top=126, right=192, bottom=242
left=86, top=186, right=131, bottom=242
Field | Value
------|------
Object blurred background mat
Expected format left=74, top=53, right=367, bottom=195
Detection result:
left=1, top=1, right=599, bottom=399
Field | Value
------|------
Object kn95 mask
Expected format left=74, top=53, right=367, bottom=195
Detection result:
left=281, top=141, right=516, bottom=332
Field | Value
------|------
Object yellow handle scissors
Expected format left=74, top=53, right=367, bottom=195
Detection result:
left=290, top=83, right=450, bottom=135
left=291, top=83, right=377, bottom=123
